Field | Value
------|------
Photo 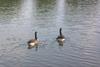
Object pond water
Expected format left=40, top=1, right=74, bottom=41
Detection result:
left=0, top=0, right=100, bottom=67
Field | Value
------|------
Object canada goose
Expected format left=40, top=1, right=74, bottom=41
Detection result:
left=28, top=32, right=38, bottom=47
left=56, top=28, right=65, bottom=42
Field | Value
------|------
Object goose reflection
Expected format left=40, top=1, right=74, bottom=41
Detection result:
left=57, top=41, right=64, bottom=47
left=27, top=31, right=39, bottom=51
left=56, top=28, right=65, bottom=47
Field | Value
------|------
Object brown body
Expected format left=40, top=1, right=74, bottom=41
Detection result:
left=28, top=32, right=38, bottom=47
left=56, top=28, right=65, bottom=42
left=56, top=35, right=65, bottom=42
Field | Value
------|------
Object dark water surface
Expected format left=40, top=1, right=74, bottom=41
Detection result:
left=0, top=0, right=100, bottom=67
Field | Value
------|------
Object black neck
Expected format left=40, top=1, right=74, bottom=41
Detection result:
left=35, top=32, right=37, bottom=40
left=59, top=28, right=62, bottom=36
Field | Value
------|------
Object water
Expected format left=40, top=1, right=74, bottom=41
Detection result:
left=0, top=0, right=100, bottom=67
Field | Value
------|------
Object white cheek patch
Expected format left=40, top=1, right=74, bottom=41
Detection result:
left=61, top=39, right=65, bottom=41
left=30, top=43, right=35, bottom=46
left=58, top=38, right=65, bottom=41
